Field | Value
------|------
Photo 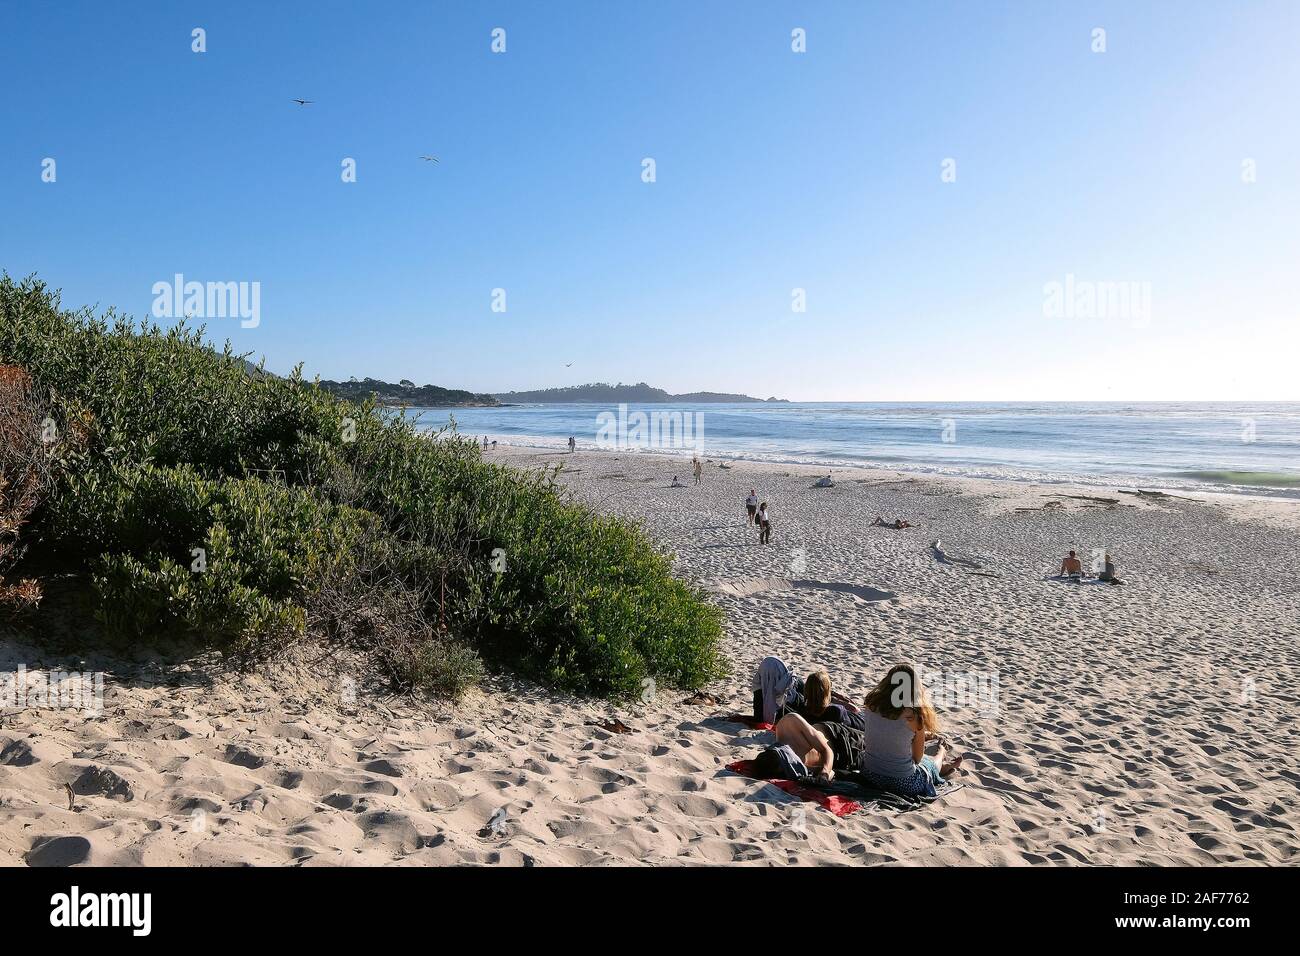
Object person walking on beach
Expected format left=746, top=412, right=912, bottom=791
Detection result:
left=757, top=502, right=771, bottom=545
left=692, top=457, right=702, bottom=485
left=568, top=435, right=576, bottom=453
left=745, top=489, right=758, bottom=524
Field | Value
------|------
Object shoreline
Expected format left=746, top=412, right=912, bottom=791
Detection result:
left=479, top=436, right=1300, bottom=527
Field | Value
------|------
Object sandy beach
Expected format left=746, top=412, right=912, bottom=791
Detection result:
left=3, top=444, right=1298, bottom=866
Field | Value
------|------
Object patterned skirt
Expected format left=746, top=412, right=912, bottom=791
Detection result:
left=862, top=756, right=942, bottom=799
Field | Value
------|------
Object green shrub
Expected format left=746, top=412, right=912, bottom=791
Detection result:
left=44, top=460, right=373, bottom=658
left=0, top=274, right=725, bottom=696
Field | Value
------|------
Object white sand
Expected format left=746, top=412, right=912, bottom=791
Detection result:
left=3, top=445, right=1298, bottom=866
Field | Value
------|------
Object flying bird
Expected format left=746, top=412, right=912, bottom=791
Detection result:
left=419, top=155, right=440, bottom=163
left=291, top=98, right=314, bottom=106
left=565, top=363, right=572, bottom=367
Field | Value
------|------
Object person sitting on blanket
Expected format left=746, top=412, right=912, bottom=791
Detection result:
left=802, top=668, right=867, bottom=732
left=1059, top=549, right=1083, bottom=578
left=762, top=712, right=866, bottom=783
left=858, top=663, right=963, bottom=798
left=752, top=656, right=807, bottom=725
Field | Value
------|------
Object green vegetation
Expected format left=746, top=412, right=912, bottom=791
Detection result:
left=0, top=275, right=724, bottom=698
left=318, top=376, right=500, bottom=408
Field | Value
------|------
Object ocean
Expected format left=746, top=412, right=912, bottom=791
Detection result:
left=408, top=401, right=1300, bottom=498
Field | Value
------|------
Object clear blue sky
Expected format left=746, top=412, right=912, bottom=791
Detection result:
left=3, top=1, right=1297, bottom=400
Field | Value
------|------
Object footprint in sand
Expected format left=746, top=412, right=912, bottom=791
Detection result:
left=221, top=745, right=265, bottom=769
left=356, top=810, right=425, bottom=854
left=26, top=834, right=95, bottom=867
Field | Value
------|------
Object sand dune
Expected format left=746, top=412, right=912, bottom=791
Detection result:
left=2, top=446, right=1297, bottom=866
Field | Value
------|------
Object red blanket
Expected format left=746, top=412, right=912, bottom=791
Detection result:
left=723, top=713, right=774, bottom=731
left=726, top=760, right=862, bottom=818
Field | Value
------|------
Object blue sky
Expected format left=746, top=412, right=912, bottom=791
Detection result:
left=3, top=1, right=1297, bottom=400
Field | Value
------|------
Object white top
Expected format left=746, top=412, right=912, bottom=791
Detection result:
left=746, top=494, right=757, bottom=506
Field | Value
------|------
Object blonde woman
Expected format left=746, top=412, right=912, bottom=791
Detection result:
left=859, top=663, right=963, bottom=797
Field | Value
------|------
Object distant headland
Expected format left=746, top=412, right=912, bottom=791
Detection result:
left=493, top=382, right=789, bottom=404
left=317, top=377, right=500, bottom=407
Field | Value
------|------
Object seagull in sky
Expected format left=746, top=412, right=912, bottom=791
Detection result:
left=291, top=98, right=314, bottom=106
left=419, top=155, right=440, bottom=164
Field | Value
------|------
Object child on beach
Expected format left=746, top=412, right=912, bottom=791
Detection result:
left=757, top=502, right=771, bottom=544
left=858, top=663, right=962, bottom=798
left=745, top=490, right=758, bottom=524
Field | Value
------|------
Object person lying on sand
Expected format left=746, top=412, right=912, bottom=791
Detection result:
left=1059, top=549, right=1083, bottom=577
left=767, top=711, right=867, bottom=783
left=751, top=743, right=815, bottom=780
left=745, top=489, right=758, bottom=524
left=803, top=668, right=867, bottom=732
left=752, top=656, right=807, bottom=724
left=858, top=663, right=963, bottom=798
left=872, top=516, right=913, bottom=529
left=671, top=475, right=685, bottom=487
left=1098, top=553, right=1124, bottom=585
left=815, top=473, right=835, bottom=488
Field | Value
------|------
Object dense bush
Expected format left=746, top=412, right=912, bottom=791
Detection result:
left=0, top=274, right=724, bottom=697
left=0, top=363, right=55, bottom=614
left=46, top=461, right=373, bottom=657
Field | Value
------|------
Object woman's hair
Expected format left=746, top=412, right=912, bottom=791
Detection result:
left=804, top=668, right=832, bottom=713
left=863, top=662, right=939, bottom=735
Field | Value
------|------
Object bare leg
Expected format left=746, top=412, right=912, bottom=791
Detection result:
left=939, top=747, right=963, bottom=777
left=929, top=742, right=962, bottom=778
left=775, top=713, right=830, bottom=773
